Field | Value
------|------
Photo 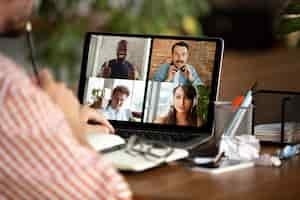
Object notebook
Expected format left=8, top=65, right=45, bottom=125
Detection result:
left=78, top=32, right=224, bottom=149
left=103, top=146, right=188, bottom=172
left=86, top=133, right=188, bottom=171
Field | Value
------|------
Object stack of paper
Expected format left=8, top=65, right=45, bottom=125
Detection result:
left=254, top=122, right=300, bottom=143
left=86, top=133, right=126, bottom=152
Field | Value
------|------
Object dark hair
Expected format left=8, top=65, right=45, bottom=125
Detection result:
left=112, top=85, right=130, bottom=97
left=118, top=40, right=128, bottom=49
left=118, top=40, right=128, bottom=46
left=171, top=41, right=189, bottom=53
left=163, top=84, right=198, bottom=126
left=173, top=84, right=196, bottom=101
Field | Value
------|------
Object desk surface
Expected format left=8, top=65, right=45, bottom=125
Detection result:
left=124, top=147, right=300, bottom=200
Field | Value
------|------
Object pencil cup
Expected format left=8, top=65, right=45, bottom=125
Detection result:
left=214, top=101, right=253, bottom=146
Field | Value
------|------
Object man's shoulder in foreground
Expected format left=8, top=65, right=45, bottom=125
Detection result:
left=0, top=53, right=22, bottom=74
left=0, top=54, right=132, bottom=200
left=0, top=53, right=30, bottom=104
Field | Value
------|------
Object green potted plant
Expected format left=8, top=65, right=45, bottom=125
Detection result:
left=196, top=85, right=211, bottom=125
left=278, top=2, right=300, bottom=47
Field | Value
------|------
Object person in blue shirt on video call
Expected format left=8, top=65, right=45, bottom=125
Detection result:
left=101, top=85, right=133, bottom=121
left=101, top=85, right=142, bottom=121
left=153, top=41, right=203, bottom=86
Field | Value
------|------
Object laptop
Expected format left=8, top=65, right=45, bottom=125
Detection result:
left=78, top=32, right=224, bottom=150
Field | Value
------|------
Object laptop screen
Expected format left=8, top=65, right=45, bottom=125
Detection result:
left=79, top=33, right=223, bottom=133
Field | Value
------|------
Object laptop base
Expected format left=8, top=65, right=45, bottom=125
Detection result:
left=116, top=128, right=212, bottom=150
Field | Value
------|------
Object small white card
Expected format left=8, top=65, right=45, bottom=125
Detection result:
left=86, top=133, right=125, bottom=152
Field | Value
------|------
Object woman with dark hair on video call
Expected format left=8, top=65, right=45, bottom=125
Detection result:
left=155, top=84, right=202, bottom=127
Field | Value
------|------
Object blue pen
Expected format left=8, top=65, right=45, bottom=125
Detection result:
left=278, top=144, right=300, bottom=159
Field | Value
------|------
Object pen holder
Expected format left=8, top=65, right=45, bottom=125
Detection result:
left=214, top=101, right=253, bottom=147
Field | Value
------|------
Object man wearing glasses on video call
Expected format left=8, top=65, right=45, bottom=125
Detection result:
left=153, top=41, right=203, bottom=86
left=0, top=1, right=131, bottom=199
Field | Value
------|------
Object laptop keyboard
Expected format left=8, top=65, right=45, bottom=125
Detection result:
left=116, top=128, right=206, bottom=144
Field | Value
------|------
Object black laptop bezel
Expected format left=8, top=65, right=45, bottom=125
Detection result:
left=78, top=32, right=224, bottom=135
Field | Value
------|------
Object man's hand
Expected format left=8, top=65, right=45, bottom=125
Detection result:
left=128, top=65, right=136, bottom=80
left=101, top=62, right=111, bottom=78
left=80, top=105, right=115, bottom=134
left=39, top=69, right=82, bottom=136
left=166, top=65, right=177, bottom=82
left=183, top=66, right=194, bottom=83
left=38, top=69, right=114, bottom=147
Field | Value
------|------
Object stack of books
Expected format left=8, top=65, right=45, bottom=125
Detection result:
left=254, top=122, right=300, bottom=143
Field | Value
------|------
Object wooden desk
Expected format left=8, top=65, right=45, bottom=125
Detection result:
left=124, top=148, right=300, bottom=200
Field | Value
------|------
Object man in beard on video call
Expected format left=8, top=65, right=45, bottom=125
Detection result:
left=153, top=41, right=203, bottom=86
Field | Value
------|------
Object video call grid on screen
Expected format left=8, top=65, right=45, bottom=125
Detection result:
left=80, top=33, right=221, bottom=129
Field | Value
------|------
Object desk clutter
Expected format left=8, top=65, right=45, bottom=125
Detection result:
left=184, top=88, right=300, bottom=174
left=85, top=89, right=300, bottom=174
left=185, top=134, right=300, bottom=173
left=184, top=135, right=259, bottom=174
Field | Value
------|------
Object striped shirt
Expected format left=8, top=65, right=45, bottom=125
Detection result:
left=0, top=54, right=132, bottom=200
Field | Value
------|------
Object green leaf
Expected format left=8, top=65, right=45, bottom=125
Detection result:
left=34, top=0, right=209, bottom=84
left=196, top=85, right=211, bottom=122
left=279, top=16, right=300, bottom=35
left=93, top=0, right=110, bottom=10
left=285, top=3, right=300, bottom=15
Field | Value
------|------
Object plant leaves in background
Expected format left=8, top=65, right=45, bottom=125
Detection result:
left=196, top=85, right=211, bottom=122
left=285, top=2, right=300, bottom=14
left=279, top=16, right=300, bottom=35
left=278, top=2, right=300, bottom=47
left=34, top=0, right=209, bottom=85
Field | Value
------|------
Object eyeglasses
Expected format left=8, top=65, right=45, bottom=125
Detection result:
left=125, top=135, right=174, bottom=162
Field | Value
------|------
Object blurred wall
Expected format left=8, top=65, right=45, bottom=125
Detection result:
left=219, top=48, right=300, bottom=100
